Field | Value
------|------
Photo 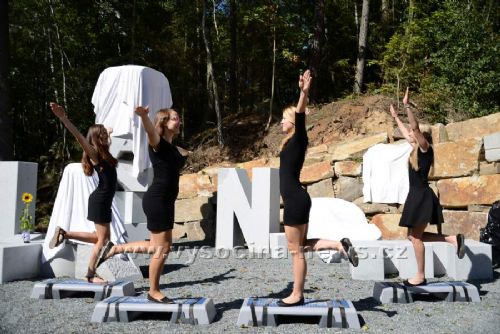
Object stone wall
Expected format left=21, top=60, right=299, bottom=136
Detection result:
left=172, top=113, right=500, bottom=242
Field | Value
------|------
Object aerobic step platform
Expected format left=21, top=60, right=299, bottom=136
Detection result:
left=373, top=281, right=480, bottom=303
left=31, top=279, right=135, bottom=301
left=236, top=297, right=360, bottom=329
left=91, top=295, right=216, bottom=324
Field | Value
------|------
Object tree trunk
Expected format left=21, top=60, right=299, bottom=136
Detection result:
left=201, top=0, right=224, bottom=147
left=0, top=0, right=12, bottom=160
left=381, top=0, right=390, bottom=24
left=310, top=0, right=325, bottom=102
left=265, top=24, right=276, bottom=131
left=354, top=0, right=370, bottom=94
left=229, top=0, right=237, bottom=115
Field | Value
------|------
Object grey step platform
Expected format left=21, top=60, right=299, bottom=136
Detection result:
left=91, top=295, right=216, bottom=324
left=236, top=297, right=360, bottom=329
left=373, top=281, right=480, bottom=303
left=31, top=279, right=135, bottom=301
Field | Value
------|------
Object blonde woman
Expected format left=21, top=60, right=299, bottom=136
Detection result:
left=277, top=70, right=358, bottom=307
left=391, top=88, right=465, bottom=287
left=97, top=106, right=189, bottom=303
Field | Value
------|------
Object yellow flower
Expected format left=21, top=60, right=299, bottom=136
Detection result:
left=22, top=193, right=33, bottom=203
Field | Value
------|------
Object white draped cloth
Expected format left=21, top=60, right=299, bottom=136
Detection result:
left=91, top=65, right=173, bottom=176
left=42, top=163, right=127, bottom=262
left=362, top=142, right=413, bottom=204
left=306, top=198, right=381, bottom=263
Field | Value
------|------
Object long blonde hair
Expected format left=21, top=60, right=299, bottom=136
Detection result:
left=409, top=124, right=432, bottom=171
left=280, top=106, right=296, bottom=150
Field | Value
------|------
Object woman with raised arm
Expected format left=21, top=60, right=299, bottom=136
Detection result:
left=97, top=106, right=188, bottom=303
left=48, top=102, right=117, bottom=284
left=391, top=88, right=465, bottom=287
left=277, top=70, right=358, bottom=307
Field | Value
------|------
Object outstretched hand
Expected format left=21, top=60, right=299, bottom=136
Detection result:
left=390, top=104, right=398, bottom=118
left=50, top=102, right=66, bottom=119
left=299, top=69, right=312, bottom=94
left=403, top=87, right=410, bottom=106
left=135, top=106, right=149, bottom=116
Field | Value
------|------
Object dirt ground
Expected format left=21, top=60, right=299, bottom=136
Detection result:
left=183, top=94, right=412, bottom=173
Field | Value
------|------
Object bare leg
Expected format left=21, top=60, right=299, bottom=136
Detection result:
left=407, top=223, right=428, bottom=285
left=106, top=240, right=155, bottom=259
left=64, top=231, right=98, bottom=244
left=305, top=239, right=344, bottom=252
left=422, top=232, right=458, bottom=247
left=282, top=224, right=308, bottom=304
left=147, top=230, right=172, bottom=300
left=86, top=223, right=110, bottom=284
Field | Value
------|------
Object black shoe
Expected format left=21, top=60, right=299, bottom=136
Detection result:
left=456, top=234, right=465, bottom=259
left=96, top=241, right=114, bottom=268
left=276, top=297, right=305, bottom=307
left=147, top=293, right=175, bottom=304
left=340, top=238, right=359, bottom=267
left=403, top=279, right=427, bottom=287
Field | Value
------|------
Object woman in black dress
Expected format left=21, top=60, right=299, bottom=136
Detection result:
left=277, top=70, right=358, bottom=307
left=391, top=88, right=465, bottom=287
left=48, top=102, right=117, bottom=284
left=98, top=106, right=189, bottom=303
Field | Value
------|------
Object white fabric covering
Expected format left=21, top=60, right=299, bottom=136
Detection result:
left=42, top=163, right=127, bottom=262
left=91, top=65, right=173, bottom=176
left=362, top=141, right=413, bottom=204
left=306, top=198, right=381, bottom=263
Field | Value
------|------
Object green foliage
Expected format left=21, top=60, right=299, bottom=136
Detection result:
left=382, top=1, right=499, bottom=122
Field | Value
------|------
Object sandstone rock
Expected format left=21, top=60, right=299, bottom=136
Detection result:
left=467, top=204, right=491, bottom=213
left=238, top=158, right=269, bottom=179
left=333, top=176, right=363, bottom=202
left=445, top=113, right=500, bottom=141
left=307, top=144, right=329, bottom=155
left=334, top=160, right=362, bottom=177
left=173, top=220, right=214, bottom=242
left=431, top=138, right=482, bottom=178
left=431, top=123, right=448, bottom=144
left=300, top=160, right=334, bottom=184
left=329, top=132, right=388, bottom=161
left=370, top=214, right=438, bottom=240
left=178, top=174, right=215, bottom=199
left=307, top=178, right=335, bottom=198
left=437, top=174, right=500, bottom=208
left=353, top=197, right=397, bottom=215
left=175, top=197, right=214, bottom=222
left=479, top=161, right=500, bottom=175
left=441, top=210, right=488, bottom=241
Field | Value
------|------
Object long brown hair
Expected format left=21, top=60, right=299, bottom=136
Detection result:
left=409, top=124, right=432, bottom=171
left=280, top=106, right=296, bottom=150
left=81, top=124, right=118, bottom=176
left=154, top=108, right=178, bottom=137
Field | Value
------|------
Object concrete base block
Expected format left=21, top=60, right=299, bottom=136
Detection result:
left=373, top=281, right=480, bottom=303
left=123, top=223, right=150, bottom=241
left=31, top=279, right=135, bottom=301
left=394, top=242, right=434, bottom=279
left=351, top=242, right=385, bottom=280
left=91, top=296, right=216, bottom=324
left=269, top=233, right=288, bottom=258
left=485, top=148, right=500, bottom=162
left=40, top=243, right=77, bottom=278
left=75, top=244, right=143, bottom=282
left=236, top=297, right=360, bottom=329
left=0, top=242, right=42, bottom=283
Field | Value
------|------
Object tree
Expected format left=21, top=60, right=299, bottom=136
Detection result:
left=310, top=0, right=325, bottom=102
left=0, top=0, right=12, bottom=160
left=354, top=0, right=370, bottom=94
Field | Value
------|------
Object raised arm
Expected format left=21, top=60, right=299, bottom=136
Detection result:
left=403, top=88, right=429, bottom=151
left=390, top=104, right=412, bottom=143
left=135, top=106, right=161, bottom=148
left=50, top=102, right=99, bottom=162
left=296, top=69, right=312, bottom=114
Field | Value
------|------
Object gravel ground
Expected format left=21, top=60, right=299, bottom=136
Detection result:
left=1, top=247, right=499, bottom=334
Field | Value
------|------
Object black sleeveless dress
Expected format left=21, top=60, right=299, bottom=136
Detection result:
left=399, top=146, right=444, bottom=228
left=87, top=160, right=117, bottom=223
left=280, top=112, right=311, bottom=226
left=143, top=137, right=186, bottom=231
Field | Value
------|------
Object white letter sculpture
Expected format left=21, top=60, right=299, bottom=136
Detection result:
left=216, top=168, right=280, bottom=252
